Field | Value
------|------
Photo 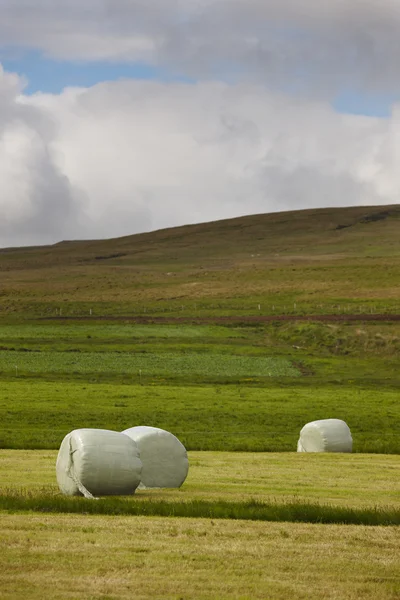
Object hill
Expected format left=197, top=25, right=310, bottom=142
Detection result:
left=1, top=204, right=399, bottom=318
left=1, top=204, right=399, bottom=455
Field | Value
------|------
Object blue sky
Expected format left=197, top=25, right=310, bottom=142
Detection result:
left=0, top=48, right=394, bottom=118
left=333, top=91, right=393, bottom=119
left=0, top=50, right=191, bottom=92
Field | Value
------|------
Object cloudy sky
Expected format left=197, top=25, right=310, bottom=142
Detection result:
left=1, top=0, right=400, bottom=247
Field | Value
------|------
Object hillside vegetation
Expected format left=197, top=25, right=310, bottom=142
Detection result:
left=0, top=204, right=399, bottom=317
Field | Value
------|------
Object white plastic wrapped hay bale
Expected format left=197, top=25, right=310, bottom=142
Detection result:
left=56, top=428, right=142, bottom=498
left=297, top=438, right=306, bottom=452
left=121, top=426, right=189, bottom=489
left=297, top=419, right=353, bottom=453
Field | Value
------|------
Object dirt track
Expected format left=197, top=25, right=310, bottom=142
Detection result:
left=43, top=313, right=400, bottom=324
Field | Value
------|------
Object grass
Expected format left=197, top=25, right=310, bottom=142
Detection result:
left=0, top=319, right=399, bottom=453
left=1, top=492, right=399, bottom=526
left=2, top=320, right=400, bottom=357
left=0, top=350, right=299, bottom=379
left=0, top=380, right=399, bottom=452
left=1, top=514, right=399, bottom=599
left=0, top=206, right=399, bottom=597
left=0, top=323, right=244, bottom=340
left=1, top=450, right=400, bottom=510
left=0, top=204, right=399, bottom=318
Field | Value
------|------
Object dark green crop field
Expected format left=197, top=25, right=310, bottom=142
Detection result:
left=0, top=320, right=398, bottom=453
left=0, top=350, right=299, bottom=379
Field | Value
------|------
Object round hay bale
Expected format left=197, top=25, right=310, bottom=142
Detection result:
left=56, top=428, right=142, bottom=498
left=121, top=426, right=189, bottom=489
left=297, top=419, right=353, bottom=453
left=297, top=438, right=306, bottom=452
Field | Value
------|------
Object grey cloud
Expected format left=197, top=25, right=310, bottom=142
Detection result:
left=258, top=165, right=378, bottom=213
left=1, top=1, right=400, bottom=96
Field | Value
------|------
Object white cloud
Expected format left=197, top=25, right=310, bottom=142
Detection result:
left=1, top=65, right=399, bottom=248
left=2, top=0, right=400, bottom=96
left=0, top=65, right=87, bottom=247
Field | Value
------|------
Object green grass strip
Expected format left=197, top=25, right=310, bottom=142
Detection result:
left=1, top=491, right=399, bottom=526
left=0, top=350, right=298, bottom=378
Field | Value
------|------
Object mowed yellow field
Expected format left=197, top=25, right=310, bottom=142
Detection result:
left=1, top=513, right=399, bottom=600
left=1, top=449, right=400, bottom=599
left=1, top=450, right=399, bottom=509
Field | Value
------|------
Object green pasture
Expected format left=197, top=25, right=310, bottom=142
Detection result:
left=0, top=320, right=398, bottom=453
left=2, top=291, right=400, bottom=321
left=0, top=350, right=299, bottom=380
left=0, top=323, right=244, bottom=340
left=0, top=380, right=398, bottom=452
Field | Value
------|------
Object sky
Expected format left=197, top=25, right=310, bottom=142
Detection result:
left=1, top=0, right=400, bottom=248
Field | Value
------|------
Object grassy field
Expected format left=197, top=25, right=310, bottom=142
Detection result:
left=1, top=450, right=399, bottom=510
left=0, top=206, right=399, bottom=457
left=0, top=349, right=299, bottom=379
left=0, top=206, right=399, bottom=598
left=1, top=514, right=399, bottom=600
left=0, top=379, right=399, bottom=452
left=0, top=319, right=399, bottom=453
left=1, top=449, right=399, bottom=527
left=0, top=323, right=245, bottom=340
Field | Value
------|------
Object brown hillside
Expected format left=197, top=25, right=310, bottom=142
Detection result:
left=0, top=205, right=399, bottom=316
